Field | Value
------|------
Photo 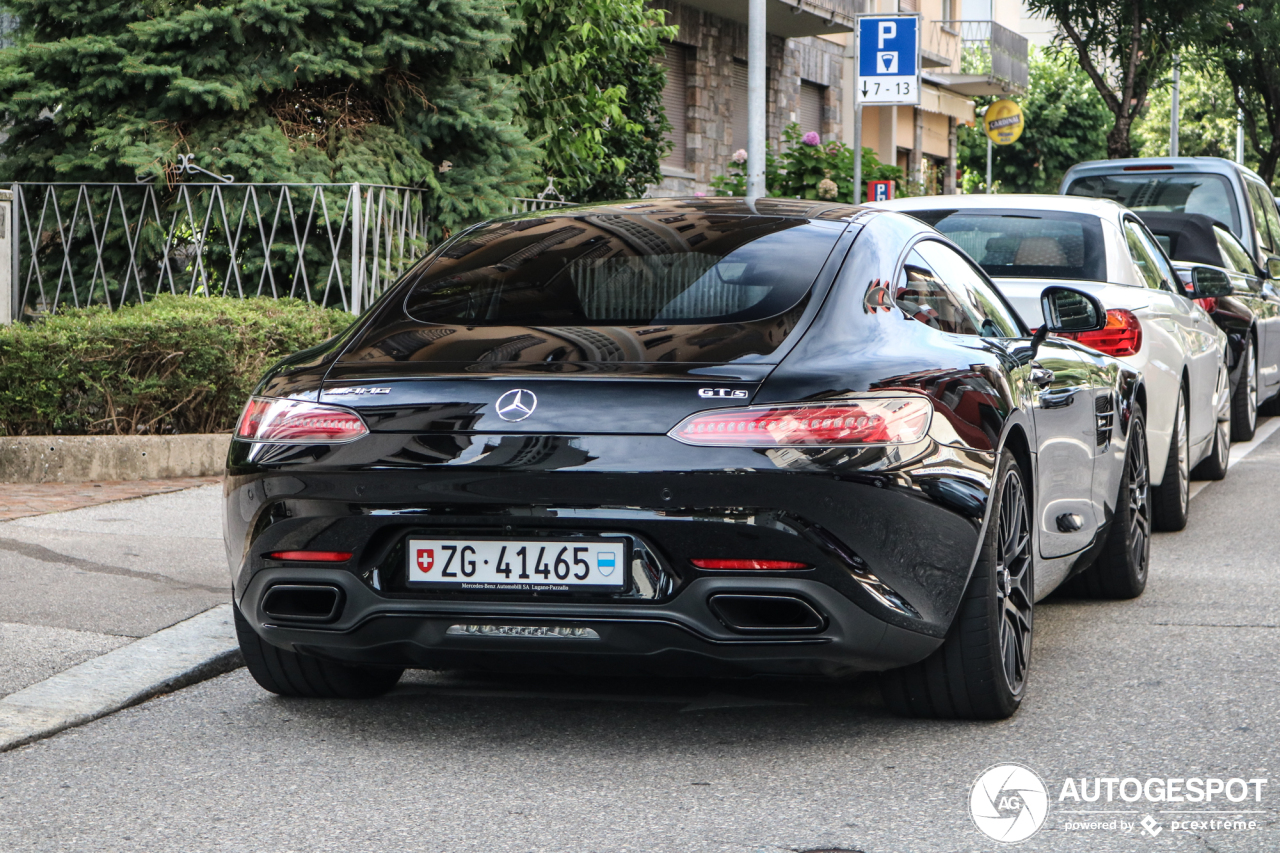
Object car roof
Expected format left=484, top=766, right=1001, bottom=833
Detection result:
left=1134, top=212, right=1229, bottom=267
left=1063, top=156, right=1263, bottom=182
left=868, top=193, right=1129, bottom=217
left=498, top=197, right=870, bottom=223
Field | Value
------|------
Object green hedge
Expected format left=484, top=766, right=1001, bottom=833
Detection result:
left=0, top=296, right=353, bottom=436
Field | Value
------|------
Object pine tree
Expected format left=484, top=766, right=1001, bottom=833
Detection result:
left=0, top=0, right=540, bottom=233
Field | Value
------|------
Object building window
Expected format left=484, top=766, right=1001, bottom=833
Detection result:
left=659, top=42, right=691, bottom=171
left=798, top=81, right=825, bottom=139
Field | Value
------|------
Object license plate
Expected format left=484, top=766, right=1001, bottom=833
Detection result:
left=406, top=537, right=628, bottom=592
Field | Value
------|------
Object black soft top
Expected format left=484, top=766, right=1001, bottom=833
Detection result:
left=1136, top=211, right=1233, bottom=267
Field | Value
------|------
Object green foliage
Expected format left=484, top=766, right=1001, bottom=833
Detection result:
left=506, top=0, right=677, bottom=202
left=710, top=124, right=903, bottom=202
left=0, top=0, right=539, bottom=234
left=1134, top=54, right=1255, bottom=167
left=1198, top=3, right=1280, bottom=184
left=0, top=296, right=351, bottom=436
left=958, top=49, right=1110, bottom=193
left=1026, top=0, right=1214, bottom=158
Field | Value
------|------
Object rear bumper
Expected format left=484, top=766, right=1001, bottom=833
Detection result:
left=240, top=570, right=942, bottom=677
left=225, top=432, right=996, bottom=675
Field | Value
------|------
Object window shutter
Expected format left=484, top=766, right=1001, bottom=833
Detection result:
left=799, top=82, right=824, bottom=138
left=732, top=61, right=750, bottom=153
left=660, top=43, right=689, bottom=170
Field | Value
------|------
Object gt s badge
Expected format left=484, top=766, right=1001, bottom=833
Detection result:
left=416, top=548, right=434, bottom=573
left=698, top=388, right=748, bottom=399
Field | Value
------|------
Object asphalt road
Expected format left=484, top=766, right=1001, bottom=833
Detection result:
left=2, top=438, right=1279, bottom=852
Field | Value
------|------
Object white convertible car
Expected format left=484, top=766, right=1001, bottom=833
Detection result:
left=873, top=194, right=1230, bottom=531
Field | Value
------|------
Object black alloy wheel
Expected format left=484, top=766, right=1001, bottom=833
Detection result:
left=881, top=448, right=1032, bottom=720
left=1066, top=406, right=1151, bottom=599
left=1231, top=337, right=1259, bottom=442
left=1152, top=386, right=1190, bottom=532
left=234, top=606, right=403, bottom=699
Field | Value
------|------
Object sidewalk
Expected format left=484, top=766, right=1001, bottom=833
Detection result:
left=0, top=480, right=228, bottom=700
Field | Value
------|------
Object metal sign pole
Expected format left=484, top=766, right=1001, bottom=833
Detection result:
left=1170, top=55, right=1181, bottom=157
left=746, top=0, right=767, bottom=199
left=852, top=32, right=861, bottom=204
left=986, top=136, right=993, bottom=194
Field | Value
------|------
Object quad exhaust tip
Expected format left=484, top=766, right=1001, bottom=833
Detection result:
left=261, top=584, right=344, bottom=623
left=707, top=593, right=827, bottom=634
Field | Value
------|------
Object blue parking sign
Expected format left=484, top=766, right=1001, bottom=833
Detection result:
left=857, top=16, right=920, bottom=105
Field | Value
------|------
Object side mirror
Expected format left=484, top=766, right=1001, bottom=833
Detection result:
left=1267, top=256, right=1280, bottom=280
left=1190, top=266, right=1232, bottom=298
left=1040, top=286, right=1106, bottom=334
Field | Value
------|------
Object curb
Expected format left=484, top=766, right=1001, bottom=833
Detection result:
left=0, top=434, right=232, bottom=484
left=0, top=605, right=242, bottom=752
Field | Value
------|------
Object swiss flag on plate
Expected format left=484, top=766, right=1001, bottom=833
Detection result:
left=416, top=548, right=434, bottom=573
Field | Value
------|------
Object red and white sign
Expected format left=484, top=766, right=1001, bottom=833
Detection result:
left=868, top=180, right=895, bottom=201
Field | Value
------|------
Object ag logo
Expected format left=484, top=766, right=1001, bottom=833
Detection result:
left=969, top=763, right=1049, bottom=843
left=416, top=548, right=434, bottom=573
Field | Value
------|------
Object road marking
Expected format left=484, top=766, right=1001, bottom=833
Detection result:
left=0, top=605, right=239, bottom=752
left=1190, top=416, right=1280, bottom=500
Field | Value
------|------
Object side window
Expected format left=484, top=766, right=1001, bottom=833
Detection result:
left=893, top=249, right=982, bottom=336
left=1214, top=225, right=1256, bottom=275
left=913, top=240, right=1022, bottom=337
left=1123, top=220, right=1166, bottom=289
left=1246, top=179, right=1280, bottom=256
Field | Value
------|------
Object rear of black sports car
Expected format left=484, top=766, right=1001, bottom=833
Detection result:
left=225, top=199, right=1006, bottom=683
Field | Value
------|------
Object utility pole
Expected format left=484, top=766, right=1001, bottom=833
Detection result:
left=1170, top=55, right=1180, bottom=157
left=1237, top=105, right=1246, bottom=164
left=746, top=0, right=767, bottom=199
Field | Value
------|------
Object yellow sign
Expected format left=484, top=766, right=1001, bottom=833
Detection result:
left=984, top=99, right=1024, bottom=146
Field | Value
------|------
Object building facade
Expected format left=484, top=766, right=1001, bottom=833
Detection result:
left=651, top=0, right=1028, bottom=197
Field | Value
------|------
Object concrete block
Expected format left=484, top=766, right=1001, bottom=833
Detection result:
left=0, top=434, right=232, bottom=483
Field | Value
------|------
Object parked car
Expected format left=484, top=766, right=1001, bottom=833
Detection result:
left=871, top=194, right=1230, bottom=531
left=226, top=198, right=1150, bottom=721
left=1138, top=211, right=1280, bottom=439
left=1061, top=156, right=1280, bottom=277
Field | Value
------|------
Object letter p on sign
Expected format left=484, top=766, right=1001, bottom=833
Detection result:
left=878, top=21, right=897, bottom=48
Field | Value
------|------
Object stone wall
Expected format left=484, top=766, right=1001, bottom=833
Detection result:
left=652, top=0, right=845, bottom=196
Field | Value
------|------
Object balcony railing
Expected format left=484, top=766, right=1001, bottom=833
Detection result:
left=932, top=20, right=1029, bottom=95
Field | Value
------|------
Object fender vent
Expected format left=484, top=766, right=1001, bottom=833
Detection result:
left=1095, top=393, right=1115, bottom=447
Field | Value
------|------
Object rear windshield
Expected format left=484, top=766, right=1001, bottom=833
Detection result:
left=1065, top=172, right=1240, bottom=234
left=908, top=209, right=1108, bottom=281
left=403, top=214, right=843, bottom=326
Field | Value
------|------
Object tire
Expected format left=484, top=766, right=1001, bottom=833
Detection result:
left=1230, top=337, right=1258, bottom=442
left=1191, top=406, right=1230, bottom=481
left=234, top=605, right=403, bottom=699
left=881, top=448, right=1032, bottom=720
left=1151, top=385, right=1190, bottom=532
left=1064, top=407, right=1151, bottom=599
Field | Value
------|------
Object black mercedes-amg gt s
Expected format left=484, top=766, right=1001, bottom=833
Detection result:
left=225, top=198, right=1151, bottom=719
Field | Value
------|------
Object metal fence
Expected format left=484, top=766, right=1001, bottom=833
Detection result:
left=11, top=180, right=431, bottom=317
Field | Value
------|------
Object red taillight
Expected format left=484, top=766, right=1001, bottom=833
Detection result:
left=1054, top=309, right=1143, bottom=357
left=267, top=551, right=353, bottom=562
left=235, top=396, right=368, bottom=443
left=668, top=397, right=933, bottom=447
left=691, top=559, right=809, bottom=570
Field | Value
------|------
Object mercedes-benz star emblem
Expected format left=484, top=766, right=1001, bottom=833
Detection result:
left=495, top=389, right=537, bottom=422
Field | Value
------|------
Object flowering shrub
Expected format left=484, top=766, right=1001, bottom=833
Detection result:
left=710, top=124, right=903, bottom=203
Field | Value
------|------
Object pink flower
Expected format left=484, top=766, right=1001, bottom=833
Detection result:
left=802, top=131, right=821, bottom=146
left=1228, top=21, right=1234, bottom=28
left=731, top=149, right=748, bottom=164
left=694, top=191, right=708, bottom=197
left=1239, top=4, right=1245, bottom=9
